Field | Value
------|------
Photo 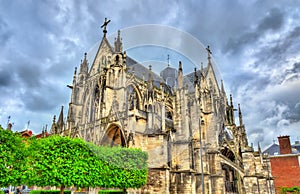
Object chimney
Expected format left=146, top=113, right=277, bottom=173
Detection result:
left=278, top=135, right=292, bottom=154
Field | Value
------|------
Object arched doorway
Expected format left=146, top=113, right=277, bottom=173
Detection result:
left=101, top=124, right=126, bottom=147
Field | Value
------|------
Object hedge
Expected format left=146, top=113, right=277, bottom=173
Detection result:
left=30, top=190, right=71, bottom=194
left=98, top=190, right=126, bottom=194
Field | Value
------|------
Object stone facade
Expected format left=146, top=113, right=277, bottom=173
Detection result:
left=51, top=24, right=275, bottom=193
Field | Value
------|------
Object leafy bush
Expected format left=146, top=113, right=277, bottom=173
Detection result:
left=280, top=186, right=300, bottom=194
left=30, top=190, right=71, bottom=194
left=0, top=190, right=4, bottom=194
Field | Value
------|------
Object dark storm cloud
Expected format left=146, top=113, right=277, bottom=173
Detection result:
left=227, top=70, right=271, bottom=99
left=16, top=64, right=42, bottom=88
left=257, top=8, right=284, bottom=32
left=251, top=26, right=300, bottom=71
left=223, top=7, right=285, bottom=54
left=0, top=17, right=12, bottom=46
left=283, top=105, right=300, bottom=123
left=0, top=66, right=14, bottom=88
left=23, top=88, right=58, bottom=111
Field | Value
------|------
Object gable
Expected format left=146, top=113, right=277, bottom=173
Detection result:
left=205, top=63, right=221, bottom=96
left=89, top=37, right=114, bottom=76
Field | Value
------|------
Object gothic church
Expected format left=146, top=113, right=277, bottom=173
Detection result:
left=51, top=20, right=275, bottom=194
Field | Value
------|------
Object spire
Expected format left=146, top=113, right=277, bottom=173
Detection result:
left=53, top=115, right=56, bottom=124
left=167, top=54, right=170, bottom=67
left=194, top=67, right=198, bottom=87
left=221, top=80, right=225, bottom=94
left=80, top=52, right=89, bottom=74
left=6, top=116, right=12, bottom=130
left=83, top=52, right=87, bottom=63
left=179, top=61, right=182, bottom=71
left=45, top=124, right=48, bottom=133
left=258, top=141, right=261, bottom=153
left=238, top=103, right=243, bottom=126
left=114, top=30, right=123, bottom=52
left=50, top=115, right=57, bottom=134
left=178, top=61, right=183, bottom=88
left=73, top=67, right=77, bottom=84
left=147, top=65, right=154, bottom=102
left=228, top=94, right=236, bottom=125
left=57, top=106, right=64, bottom=133
left=148, top=65, right=153, bottom=88
left=101, top=17, right=111, bottom=37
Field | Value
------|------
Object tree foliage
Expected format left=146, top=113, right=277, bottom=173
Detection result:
left=0, top=127, right=29, bottom=187
left=25, top=135, right=148, bottom=193
left=87, top=143, right=148, bottom=189
left=25, top=136, right=103, bottom=193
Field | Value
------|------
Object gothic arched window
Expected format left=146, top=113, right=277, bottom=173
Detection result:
left=127, top=85, right=140, bottom=110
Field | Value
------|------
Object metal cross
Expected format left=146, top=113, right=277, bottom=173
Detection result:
left=101, top=17, right=111, bottom=36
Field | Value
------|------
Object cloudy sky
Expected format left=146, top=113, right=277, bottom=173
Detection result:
left=0, top=0, right=300, bottom=149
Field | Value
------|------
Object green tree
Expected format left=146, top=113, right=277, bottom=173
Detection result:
left=87, top=143, right=148, bottom=191
left=0, top=126, right=29, bottom=187
left=25, top=135, right=103, bottom=194
left=25, top=135, right=148, bottom=194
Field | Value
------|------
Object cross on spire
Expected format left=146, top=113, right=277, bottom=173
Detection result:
left=206, top=45, right=212, bottom=61
left=101, top=17, right=111, bottom=37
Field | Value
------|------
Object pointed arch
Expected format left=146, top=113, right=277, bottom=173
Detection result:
left=126, top=82, right=143, bottom=110
left=100, top=124, right=126, bottom=147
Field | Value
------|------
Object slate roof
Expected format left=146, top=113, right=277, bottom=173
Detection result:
left=263, top=143, right=280, bottom=155
left=292, top=141, right=300, bottom=153
left=126, top=56, right=200, bottom=93
left=126, top=57, right=164, bottom=84
left=263, top=142, right=300, bottom=155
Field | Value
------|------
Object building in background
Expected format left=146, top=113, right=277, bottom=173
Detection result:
left=263, top=136, right=300, bottom=193
left=51, top=20, right=275, bottom=194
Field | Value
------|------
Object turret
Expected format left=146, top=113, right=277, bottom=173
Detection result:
left=80, top=53, right=89, bottom=75
left=146, top=65, right=154, bottom=112
left=50, top=115, right=57, bottom=134
left=69, top=67, right=77, bottom=104
left=114, top=30, right=123, bottom=53
left=226, top=94, right=236, bottom=125
left=238, top=103, right=243, bottom=126
left=57, top=106, right=64, bottom=134
left=230, top=94, right=235, bottom=125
